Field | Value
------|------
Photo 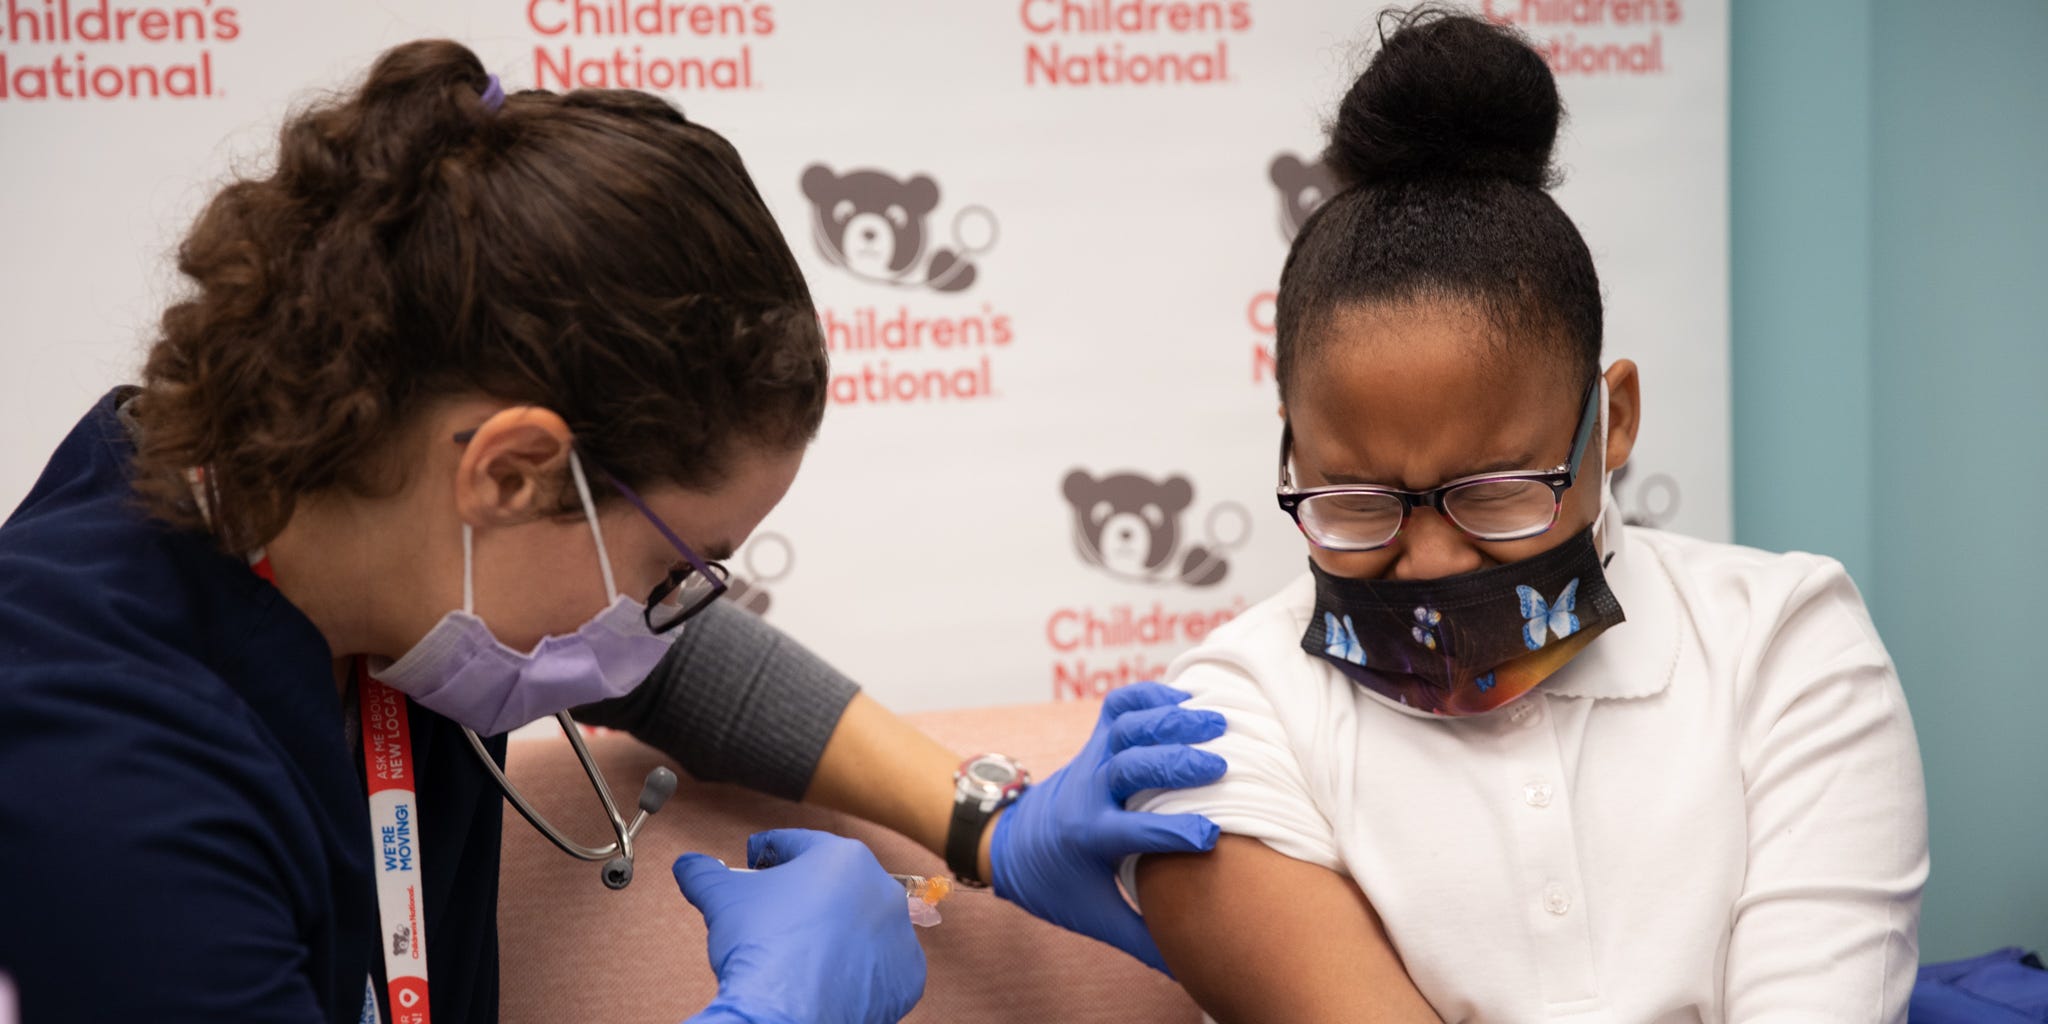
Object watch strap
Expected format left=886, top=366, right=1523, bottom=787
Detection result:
left=946, top=794, right=994, bottom=887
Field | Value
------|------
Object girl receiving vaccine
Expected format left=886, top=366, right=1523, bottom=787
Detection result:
left=1128, top=8, right=1928, bottom=1022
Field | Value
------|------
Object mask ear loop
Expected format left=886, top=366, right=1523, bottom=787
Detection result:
left=1591, top=374, right=1616, bottom=554
left=567, top=450, right=621, bottom=602
left=462, top=525, right=477, bottom=614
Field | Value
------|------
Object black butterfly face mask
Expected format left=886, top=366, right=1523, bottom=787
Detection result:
left=1301, top=523, right=1624, bottom=715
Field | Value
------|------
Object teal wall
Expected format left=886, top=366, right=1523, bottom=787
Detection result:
left=1732, top=0, right=2048, bottom=961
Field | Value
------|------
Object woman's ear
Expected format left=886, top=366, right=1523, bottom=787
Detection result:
left=1602, top=359, right=1642, bottom=475
left=454, top=407, right=574, bottom=528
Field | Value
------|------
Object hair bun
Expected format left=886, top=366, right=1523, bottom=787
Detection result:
left=1324, top=7, right=1562, bottom=191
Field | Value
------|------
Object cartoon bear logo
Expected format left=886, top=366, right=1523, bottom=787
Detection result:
left=1269, top=152, right=1339, bottom=242
left=723, top=532, right=793, bottom=617
left=1610, top=463, right=1681, bottom=529
left=800, top=164, right=994, bottom=293
left=1061, top=469, right=1248, bottom=588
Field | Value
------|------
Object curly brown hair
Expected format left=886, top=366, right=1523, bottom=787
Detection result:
left=133, top=39, right=826, bottom=553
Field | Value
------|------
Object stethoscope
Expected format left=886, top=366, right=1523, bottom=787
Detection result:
left=465, top=712, right=678, bottom=890
left=150, top=385, right=683, bottom=893
left=460, top=534, right=797, bottom=889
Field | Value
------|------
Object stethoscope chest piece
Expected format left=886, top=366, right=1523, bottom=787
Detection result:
left=467, top=711, right=679, bottom=889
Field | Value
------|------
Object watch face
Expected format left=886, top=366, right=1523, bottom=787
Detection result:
left=969, top=760, right=1014, bottom=785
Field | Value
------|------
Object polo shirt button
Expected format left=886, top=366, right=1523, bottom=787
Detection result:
left=1524, top=780, right=1553, bottom=808
left=1510, top=701, right=1542, bottom=728
left=1544, top=883, right=1571, bottom=916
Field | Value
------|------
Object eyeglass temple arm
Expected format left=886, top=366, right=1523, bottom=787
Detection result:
left=1564, top=376, right=1601, bottom=475
left=453, top=430, right=718, bottom=580
left=1277, top=422, right=1294, bottom=490
left=601, top=467, right=722, bottom=585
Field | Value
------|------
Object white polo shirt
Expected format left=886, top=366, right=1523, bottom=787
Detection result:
left=1129, top=525, right=1927, bottom=1023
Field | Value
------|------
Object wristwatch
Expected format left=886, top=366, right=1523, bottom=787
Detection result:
left=945, top=753, right=1031, bottom=888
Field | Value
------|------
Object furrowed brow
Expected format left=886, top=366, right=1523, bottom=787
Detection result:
left=1320, top=452, right=1541, bottom=489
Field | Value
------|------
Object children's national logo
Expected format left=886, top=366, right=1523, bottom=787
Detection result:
left=1610, top=464, right=1681, bottom=529
left=725, top=532, right=793, bottom=617
left=0, top=1, right=242, bottom=102
left=1251, top=150, right=1339, bottom=383
left=801, top=162, right=1012, bottom=407
left=525, top=1, right=773, bottom=91
left=1046, top=468, right=1251, bottom=700
left=1060, top=469, right=1248, bottom=588
left=801, top=165, right=995, bottom=294
left=1268, top=151, right=1337, bottom=243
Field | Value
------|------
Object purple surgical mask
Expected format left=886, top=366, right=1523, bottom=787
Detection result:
left=371, top=451, right=674, bottom=735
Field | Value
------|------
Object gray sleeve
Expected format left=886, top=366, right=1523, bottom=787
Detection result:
left=576, top=600, right=860, bottom=802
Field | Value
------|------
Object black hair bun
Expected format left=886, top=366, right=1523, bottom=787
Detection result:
left=1324, top=6, right=1562, bottom=191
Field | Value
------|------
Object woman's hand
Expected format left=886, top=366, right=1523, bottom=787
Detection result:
left=675, top=829, right=926, bottom=1024
left=989, top=681, right=1228, bottom=973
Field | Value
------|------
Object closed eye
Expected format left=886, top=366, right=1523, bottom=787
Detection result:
left=1455, top=483, right=1523, bottom=503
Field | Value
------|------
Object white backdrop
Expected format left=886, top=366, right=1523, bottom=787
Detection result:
left=0, top=0, right=1727, bottom=712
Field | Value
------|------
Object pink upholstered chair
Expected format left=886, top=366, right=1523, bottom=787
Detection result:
left=498, top=700, right=1203, bottom=1023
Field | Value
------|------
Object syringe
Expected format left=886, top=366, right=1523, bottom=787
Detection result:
left=726, top=867, right=981, bottom=926
left=894, top=874, right=954, bottom=928
left=892, top=873, right=981, bottom=905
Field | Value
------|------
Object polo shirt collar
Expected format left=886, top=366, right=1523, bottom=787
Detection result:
left=1539, top=520, right=1682, bottom=701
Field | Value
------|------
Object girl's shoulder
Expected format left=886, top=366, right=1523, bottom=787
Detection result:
left=1165, top=572, right=1322, bottom=677
left=1627, top=526, right=1870, bottom=640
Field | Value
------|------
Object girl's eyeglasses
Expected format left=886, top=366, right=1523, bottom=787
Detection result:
left=1276, top=378, right=1599, bottom=552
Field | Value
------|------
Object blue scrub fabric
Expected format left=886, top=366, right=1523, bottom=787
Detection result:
left=1911, top=948, right=2048, bottom=1023
left=0, top=389, right=507, bottom=1023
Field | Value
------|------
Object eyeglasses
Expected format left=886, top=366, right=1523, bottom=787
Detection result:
left=451, top=430, right=730, bottom=633
left=1276, top=378, right=1599, bottom=552
left=596, top=470, right=731, bottom=633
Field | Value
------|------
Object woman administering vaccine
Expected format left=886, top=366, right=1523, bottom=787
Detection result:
left=0, top=40, right=1225, bottom=1023
left=1128, top=9, right=1929, bottom=1022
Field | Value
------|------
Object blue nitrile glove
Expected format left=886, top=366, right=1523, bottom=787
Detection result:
left=674, top=829, right=926, bottom=1024
left=989, top=681, right=1228, bottom=974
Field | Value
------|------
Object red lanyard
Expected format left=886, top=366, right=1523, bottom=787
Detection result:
left=359, top=662, right=432, bottom=1024
left=250, top=554, right=431, bottom=1024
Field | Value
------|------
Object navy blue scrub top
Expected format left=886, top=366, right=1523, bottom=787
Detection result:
left=0, top=390, right=509, bottom=1023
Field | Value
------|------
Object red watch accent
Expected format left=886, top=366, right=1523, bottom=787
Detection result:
left=946, top=753, right=1029, bottom=887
